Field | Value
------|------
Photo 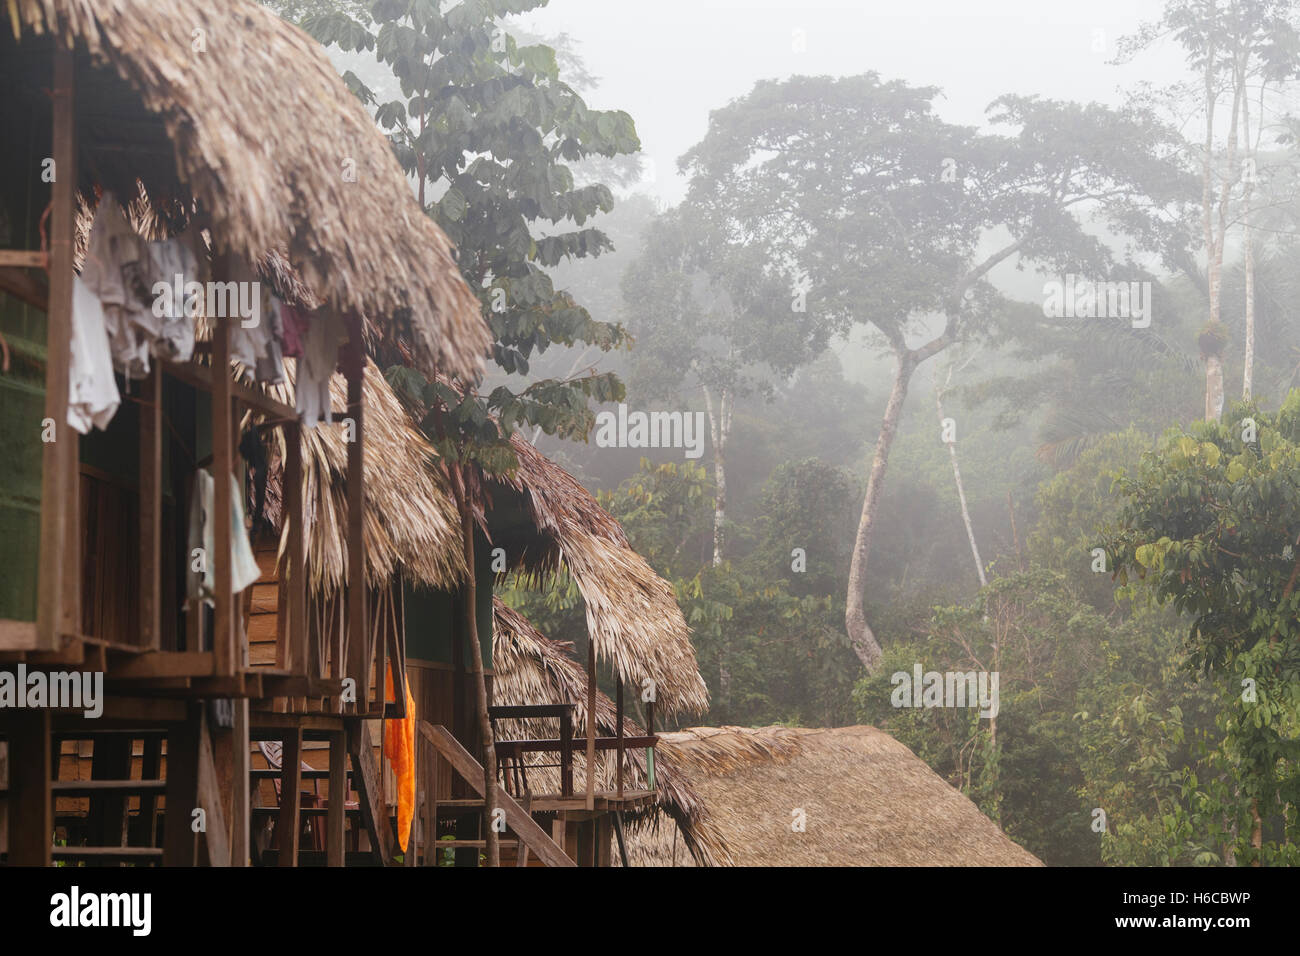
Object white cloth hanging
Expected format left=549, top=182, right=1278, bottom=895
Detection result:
left=186, top=469, right=263, bottom=605
left=227, top=261, right=284, bottom=383
left=295, top=310, right=343, bottom=428
left=140, top=237, right=198, bottom=363
left=67, top=275, right=121, bottom=434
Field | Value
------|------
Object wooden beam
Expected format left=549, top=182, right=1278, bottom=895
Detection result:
left=36, top=46, right=76, bottom=651
left=343, top=320, right=367, bottom=712
left=161, top=359, right=297, bottom=423
left=276, top=727, right=302, bottom=867
left=197, top=711, right=231, bottom=866
left=326, top=730, right=346, bottom=866
left=0, top=266, right=48, bottom=311
left=0, top=250, right=47, bottom=268
left=211, top=288, right=235, bottom=677
left=139, top=366, right=162, bottom=650
left=7, top=710, right=52, bottom=864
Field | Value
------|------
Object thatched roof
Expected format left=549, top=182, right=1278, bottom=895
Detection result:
left=626, top=726, right=1044, bottom=867
left=261, top=359, right=466, bottom=594
left=490, top=436, right=708, bottom=718
left=490, top=599, right=731, bottom=866
left=11, top=0, right=490, bottom=380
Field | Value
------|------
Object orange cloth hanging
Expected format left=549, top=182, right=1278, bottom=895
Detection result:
left=384, top=663, right=416, bottom=854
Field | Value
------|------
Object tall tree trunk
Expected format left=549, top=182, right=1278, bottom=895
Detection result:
left=703, top=386, right=731, bottom=712
left=845, top=348, right=915, bottom=672
left=936, top=371, right=987, bottom=589
left=1242, top=84, right=1256, bottom=400
left=451, top=468, right=499, bottom=867
left=1206, top=353, right=1225, bottom=421
left=704, top=386, right=730, bottom=568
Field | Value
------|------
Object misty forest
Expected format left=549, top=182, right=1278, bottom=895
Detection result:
left=259, top=0, right=1300, bottom=867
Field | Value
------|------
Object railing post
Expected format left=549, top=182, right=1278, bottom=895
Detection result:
left=560, top=710, right=573, bottom=797
left=615, top=678, right=624, bottom=798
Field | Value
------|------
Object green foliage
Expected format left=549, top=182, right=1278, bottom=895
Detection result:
left=1104, top=395, right=1300, bottom=864
left=307, top=0, right=638, bottom=454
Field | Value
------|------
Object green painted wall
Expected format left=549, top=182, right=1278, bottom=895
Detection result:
left=403, top=529, right=493, bottom=668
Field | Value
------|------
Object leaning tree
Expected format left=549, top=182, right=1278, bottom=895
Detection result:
left=679, top=74, right=1194, bottom=671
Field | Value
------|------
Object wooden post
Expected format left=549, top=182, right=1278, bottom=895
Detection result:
left=646, top=698, right=655, bottom=791
left=8, top=711, right=52, bottom=864
left=132, top=734, right=163, bottom=847
left=139, top=366, right=163, bottom=649
left=343, top=319, right=367, bottom=711
left=585, top=639, right=596, bottom=811
left=283, top=421, right=306, bottom=674
left=616, top=678, right=624, bottom=798
left=326, top=730, right=346, bottom=866
left=231, top=699, right=249, bottom=866
left=211, top=289, right=235, bottom=676
left=277, top=727, right=302, bottom=866
left=86, top=733, right=132, bottom=862
left=163, top=708, right=201, bottom=866
left=35, top=47, right=76, bottom=651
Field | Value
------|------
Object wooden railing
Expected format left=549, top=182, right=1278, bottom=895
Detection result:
left=487, top=703, right=658, bottom=800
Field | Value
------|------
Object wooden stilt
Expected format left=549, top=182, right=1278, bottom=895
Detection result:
left=276, top=727, right=301, bottom=866
left=326, top=730, right=345, bottom=866
left=162, top=707, right=201, bottom=866
left=8, top=711, right=52, bottom=864
left=36, top=47, right=76, bottom=651
left=86, top=732, right=132, bottom=862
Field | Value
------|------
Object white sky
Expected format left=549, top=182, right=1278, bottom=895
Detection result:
left=518, top=0, right=1186, bottom=202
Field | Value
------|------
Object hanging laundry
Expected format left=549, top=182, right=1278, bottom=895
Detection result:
left=185, top=469, right=262, bottom=606
left=384, top=663, right=417, bottom=854
left=295, top=310, right=343, bottom=428
left=275, top=298, right=306, bottom=358
left=227, top=260, right=284, bottom=384
left=140, top=237, right=198, bottom=363
left=67, top=275, right=121, bottom=434
left=80, top=193, right=151, bottom=378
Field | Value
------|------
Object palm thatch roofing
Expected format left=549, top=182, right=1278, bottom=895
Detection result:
left=10, top=0, right=489, bottom=380
left=489, top=436, right=708, bottom=718
left=260, top=359, right=466, bottom=595
left=625, top=726, right=1044, bottom=867
left=490, top=598, right=731, bottom=866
